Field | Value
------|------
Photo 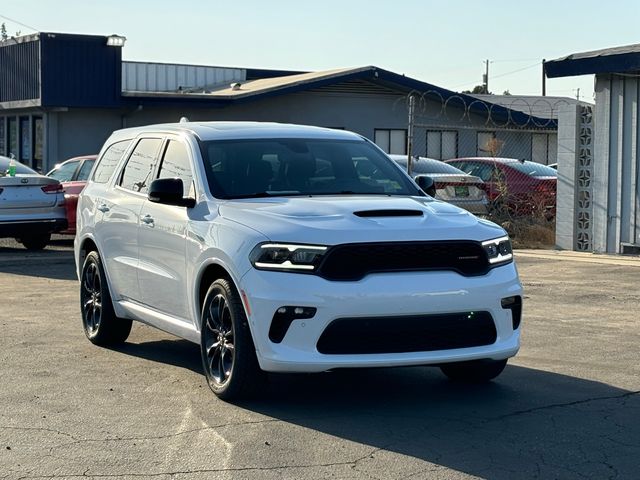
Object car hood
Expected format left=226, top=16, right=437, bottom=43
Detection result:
left=218, top=195, right=505, bottom=244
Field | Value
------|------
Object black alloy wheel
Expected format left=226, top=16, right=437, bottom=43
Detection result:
left=80, top=251, right=132, bottom=345
left=203, top=293, right=236, bottom=386
left=81, top=260, right=103, bottom=336
left=200, top=279, right=264, bottom=400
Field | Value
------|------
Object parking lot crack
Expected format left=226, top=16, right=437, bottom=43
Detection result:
left=488, top=390, right=640, bottom=421
left=16, top=456, right=384, bottom=479
left=45, top=418, right=282, bottom=453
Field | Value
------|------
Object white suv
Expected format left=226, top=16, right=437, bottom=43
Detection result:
left=75, top=122, right=522, bottom=400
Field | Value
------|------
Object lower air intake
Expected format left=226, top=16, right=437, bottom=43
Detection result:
left=316, top=311, right=496, bottom=354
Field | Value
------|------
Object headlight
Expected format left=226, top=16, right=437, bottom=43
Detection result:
left=250, top=243, right=328, bottom=272
left=482, top=235, right=513, bottom=265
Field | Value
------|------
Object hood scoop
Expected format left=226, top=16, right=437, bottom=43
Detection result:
left=354, top=209, right=423, bottom=218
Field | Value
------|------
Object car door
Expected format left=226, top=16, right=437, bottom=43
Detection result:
left=137, top=136, right=196, bottom=321
left=97, top=137, right=163, bottom=304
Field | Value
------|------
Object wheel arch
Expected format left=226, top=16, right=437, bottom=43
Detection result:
left=195, top=260, right=249, bottom=330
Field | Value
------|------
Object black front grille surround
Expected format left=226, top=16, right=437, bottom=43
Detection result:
left=316, top=311, right=497, bottom=355
left=315, top=240, right=490, bottom=281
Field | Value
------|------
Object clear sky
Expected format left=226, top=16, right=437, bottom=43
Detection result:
left=2, top=0, right=639, bottom=101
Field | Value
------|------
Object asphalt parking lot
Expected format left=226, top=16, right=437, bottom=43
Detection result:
left=1, top=238, right=639, bottom=479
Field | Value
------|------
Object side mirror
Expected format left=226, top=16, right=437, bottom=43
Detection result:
left=416, top=175, right=437, bottom=197
left=148, top=178, right=195, bottom=208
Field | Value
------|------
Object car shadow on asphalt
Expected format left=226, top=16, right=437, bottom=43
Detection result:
left=0, top=256, right=77, bottom=281
left=112, top=336, right=638, bottom=478
left=110, top=339, right=204, bottom=375
left=233, top=366, right=638, bottom=479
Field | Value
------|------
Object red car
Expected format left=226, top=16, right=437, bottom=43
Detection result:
left=47, top=155, right=97, bottom=234
left=446, top=157, right=557, bottom=218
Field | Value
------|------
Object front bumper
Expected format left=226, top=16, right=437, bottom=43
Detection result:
left=240, top=263, right=522, bottom=373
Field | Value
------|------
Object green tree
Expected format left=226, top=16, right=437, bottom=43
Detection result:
left=462, top=85, right=491, bottom=95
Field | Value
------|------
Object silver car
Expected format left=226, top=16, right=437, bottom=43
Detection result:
left=390, top=155, right=489, bottom=215
left=0, top=156, right=67, bottom=250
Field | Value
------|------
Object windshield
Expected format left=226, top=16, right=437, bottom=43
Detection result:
left=508, top=161, right=557, bottom=177
left=200, top=139, right=423, bottom=199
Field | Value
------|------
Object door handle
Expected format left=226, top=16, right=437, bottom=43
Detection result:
left=97, top=203, right=110, bottom=213
left=141, top=214, right=154, bottom=225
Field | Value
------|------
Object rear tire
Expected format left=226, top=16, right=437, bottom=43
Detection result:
left=200, top=279, right=265, bottom=400
left=20, top=233, right=51, bottom=250
left=80, top=251, right=132, bottom=346
left=440, top=359, right=508, bottom=383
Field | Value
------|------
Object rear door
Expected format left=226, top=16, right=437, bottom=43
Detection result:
left=96, top=137, right=162, bottom=303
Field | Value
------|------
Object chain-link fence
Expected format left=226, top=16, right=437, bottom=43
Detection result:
left=398, top=91, right=571, bottom=169
left=395, top=91, right=570, bottom=246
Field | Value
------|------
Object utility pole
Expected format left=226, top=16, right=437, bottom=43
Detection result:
left=575, top=88, right=581, bottom=101
left=483, top=59, right=490, bottom=94
left=407, top=95, right=415, bottom=176
left=542, top=59, right=546, bottom=96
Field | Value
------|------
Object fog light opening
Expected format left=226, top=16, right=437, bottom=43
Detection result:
left=268, top=306, right=317, bottom=343
left=501, top=295, right=522, bottom=330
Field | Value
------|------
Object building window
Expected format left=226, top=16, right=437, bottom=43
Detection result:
left=0, top=117, right=5, bottom=156
left=20, top=117, right=31, bottom=166
left=374, top=129, right=407, bottom=155
left=426, top=130, right=458, bottom=160
left=33, top=117, right=43, bottom=172
left=477, top=131, right=504, bottom=157
left=8, top=117, right=18, bottom=159
left=532, top=133, right=558, bottom=165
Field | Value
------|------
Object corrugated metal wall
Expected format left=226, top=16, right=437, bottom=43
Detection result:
left=593, top=74, right=640, bottom=252
left=122, top=62, right=245, bottom=92
left=40, top=33, right=122, bottom=107
left=0, top=39, right=40, bottom=103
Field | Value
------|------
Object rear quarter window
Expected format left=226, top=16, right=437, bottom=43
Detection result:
left=92, top=140, right=132, bottom=184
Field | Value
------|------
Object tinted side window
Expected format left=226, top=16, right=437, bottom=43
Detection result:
left=120, top=138, right=162, bottom=194
left=93, top=141, right=132, bottom=184
left=76, top=159, right=95, bottom=181
left=157, top=140, right=194, bottom=197
left=48, top=160, right=79, bottom=182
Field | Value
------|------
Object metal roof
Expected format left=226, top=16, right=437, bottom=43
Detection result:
left=471, top=95, right=592, bottom=119
left=545, top=43, right=640, bottom=78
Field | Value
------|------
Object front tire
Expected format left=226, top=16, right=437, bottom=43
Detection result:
left=20, top=233, right=51, bottom=250
left=80, top=251, right=132, bottom=345
left=200, top=279, right=264, bottom=400
left=440, top=359, right=508, bottom=383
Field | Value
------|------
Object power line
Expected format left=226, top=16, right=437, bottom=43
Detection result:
left=490, top=62, right=541, bottom=80
left=0, top=14, right=39, bottom=33
left=451, top=61, right=541, bottom=90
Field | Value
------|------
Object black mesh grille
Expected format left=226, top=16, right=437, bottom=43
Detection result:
left=316, top=311, right=496, bottom=355
left=316, top=241, right=488, bottom=281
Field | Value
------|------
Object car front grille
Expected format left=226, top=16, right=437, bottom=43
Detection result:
left=316, top=311, right=497, bottom=355
left=316, top=241, right=489, bottom=281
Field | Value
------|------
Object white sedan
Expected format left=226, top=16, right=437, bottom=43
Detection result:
left=0, top=156, right=67, bottom=250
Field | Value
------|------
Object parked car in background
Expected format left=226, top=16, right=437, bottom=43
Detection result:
left=47, top=155, right=96, bottom=234
left=75, top=122, right=522, bottom=400
left=390, top=155, right=489, bottom=215
left=446, top=157, right=557, bottom=218
left=0, top=156, right=67, bottom=249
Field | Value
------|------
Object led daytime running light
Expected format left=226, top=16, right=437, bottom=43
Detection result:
left=481, top=235, right=513, bottom=265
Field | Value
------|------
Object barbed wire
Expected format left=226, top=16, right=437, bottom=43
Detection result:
left=402, top=90, right=571, bottom=130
